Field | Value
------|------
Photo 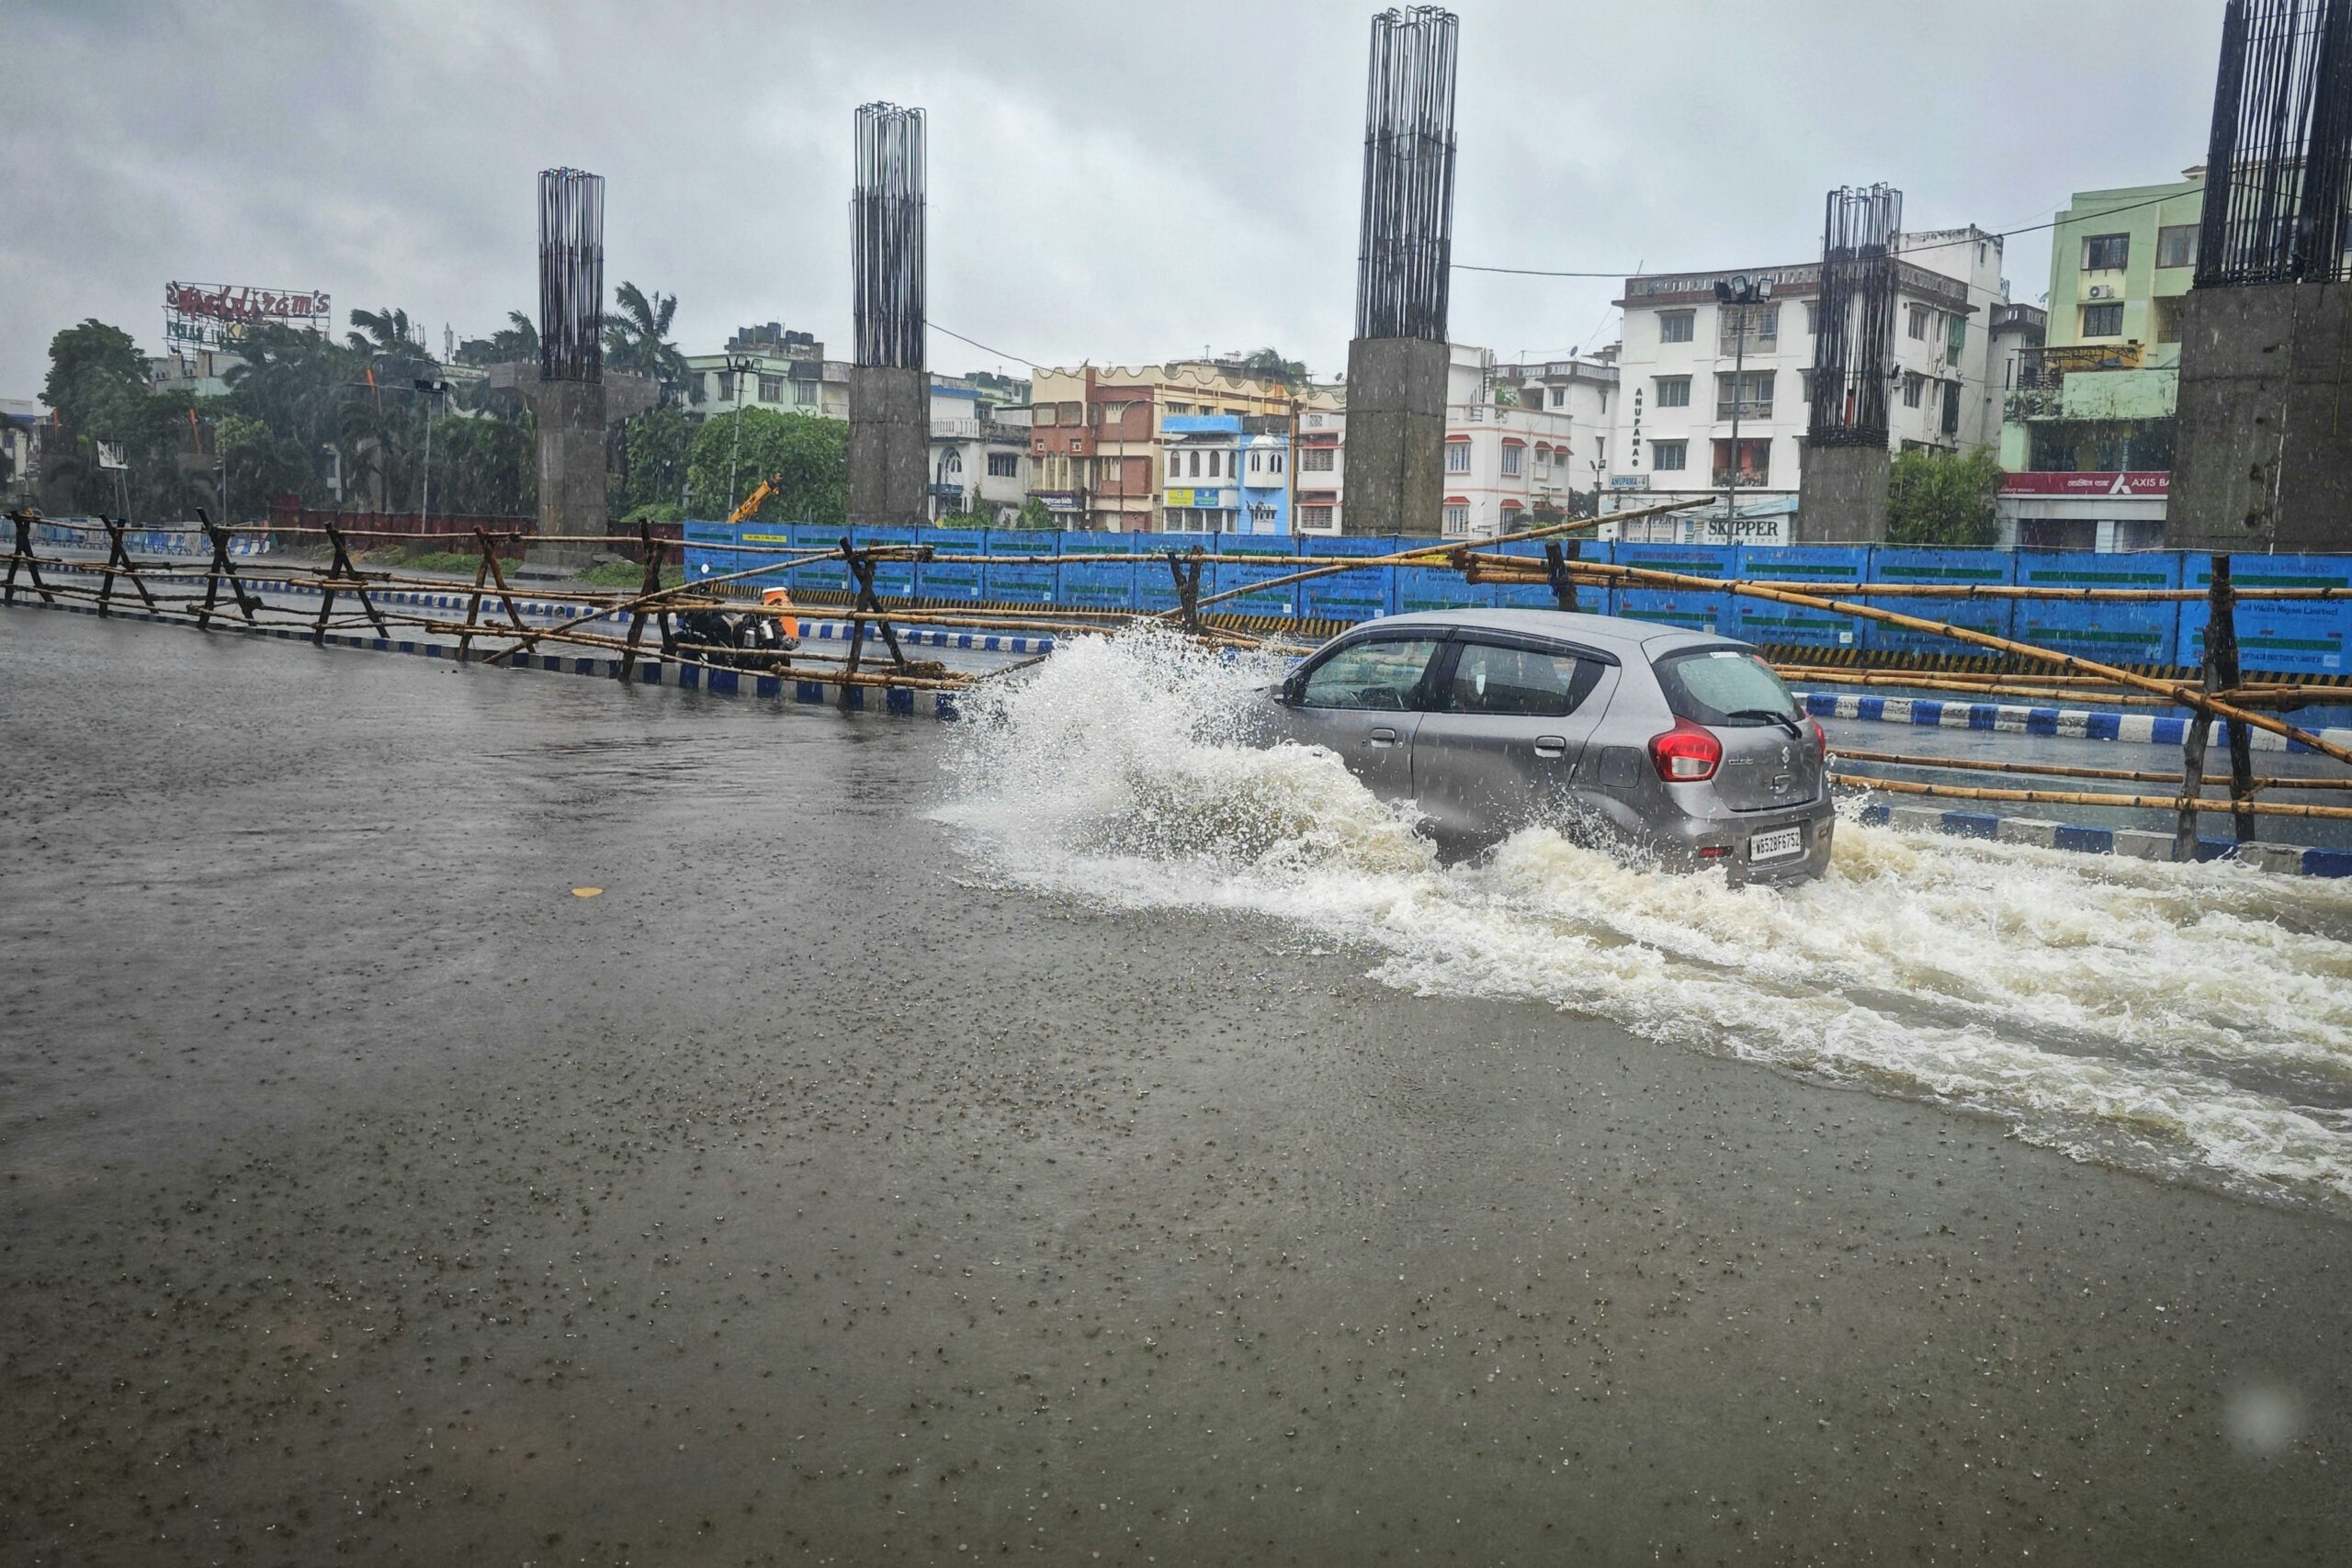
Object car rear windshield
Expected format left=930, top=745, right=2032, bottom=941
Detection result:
left=1653, top=647, right=1800, bottom=727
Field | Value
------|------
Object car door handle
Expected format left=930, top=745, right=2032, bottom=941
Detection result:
left=1532, top=735, right=1567, bottom=758
left=1367, top=727, right=1401, bottom=747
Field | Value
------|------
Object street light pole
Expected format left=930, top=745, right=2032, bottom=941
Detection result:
left=1714, top=276, right=1772, bottom=537
left=413, top=378, right=450, bottom=534
left=725, top=355, right=756, bottom=512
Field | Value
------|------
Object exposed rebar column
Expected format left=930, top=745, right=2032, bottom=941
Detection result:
left=2174, top=0, right=2352, bottom=548
left=1807, top=183, right=1903, bottom=450
left=849, top=103, right=932, bottom=528
left=1796, top=183, right=1902, bottom=544
left=538, top=168, right=605, bottom=383
left=536, top=167, right=607, bottom=549
left=1354, top=6, right=1457, bottom=343
left=1346, top=7, right=1459, bottom=537
left=2195, top=0, right=2352, bottom=288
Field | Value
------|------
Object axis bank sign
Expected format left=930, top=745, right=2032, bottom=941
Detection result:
left=1999, top=471, right=2170, bottom=498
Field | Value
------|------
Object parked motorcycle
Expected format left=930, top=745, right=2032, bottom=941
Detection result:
left=675, top=606, right=798, bottom=672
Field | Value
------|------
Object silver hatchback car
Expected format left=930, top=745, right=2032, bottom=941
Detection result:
left=1261, top=609, right=1835, bottom=882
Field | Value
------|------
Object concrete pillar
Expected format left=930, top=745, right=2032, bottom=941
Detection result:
left=1342, top=336, right=1450, bottom=536
left=1792, top=444, right=1890, bottom=544
left=2168, top=281, right=2352, bottom=552
left=535, top=378, right=607, bottom=564
left=849, top=366, right=931, bottom=529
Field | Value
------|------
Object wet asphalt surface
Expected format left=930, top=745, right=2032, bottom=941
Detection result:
left=4, top=606, right=2350, bottom=1567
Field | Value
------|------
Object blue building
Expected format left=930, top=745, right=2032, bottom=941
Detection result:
left=1160, top=412, right=1291, bottom=535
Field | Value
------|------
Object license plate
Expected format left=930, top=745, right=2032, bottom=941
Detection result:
left=1748, top=826, right=1804, bottom=863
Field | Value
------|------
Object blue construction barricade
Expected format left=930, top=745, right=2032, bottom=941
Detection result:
left=1299, top=535, right=1399, bottom=624
left=1609, top=543, right=1736, bottom=635
left=1862, top=547, right=2015, bottom=659
left=854, top=525, right=921, bottom=599
left=2181, top=553, right=2352, bottom=678
left=2013, top=549, right=2180, bottom=669
left=914, top=527, right=986, bottom=603
left=1731, top=546, right=1869, bottom=652
left=1208, top=536, right=1306, bottom=619
left=1133, top=532, right=1220, bottom=615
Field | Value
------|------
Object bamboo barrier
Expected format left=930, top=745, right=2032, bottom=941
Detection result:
left=1833, top=771, right=2352, bottom=822
left=1831, top=746, right=2352, bottom=792
left=1520, top=556, right=2352, bottom=770
left=1464, top=561, right=2352, bottom=603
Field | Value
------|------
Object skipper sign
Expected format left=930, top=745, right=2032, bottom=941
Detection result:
left=164, top=282, right=332, bottom=352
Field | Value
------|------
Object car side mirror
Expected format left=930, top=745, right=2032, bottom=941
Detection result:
left=1278, top=674, right=1305, bottom=705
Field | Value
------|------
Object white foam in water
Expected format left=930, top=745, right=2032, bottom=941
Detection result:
left=942, top=628, right=2352, bottom=1209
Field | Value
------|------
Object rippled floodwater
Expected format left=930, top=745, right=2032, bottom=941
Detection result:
left=943, top=629, right=2352, bottom=1212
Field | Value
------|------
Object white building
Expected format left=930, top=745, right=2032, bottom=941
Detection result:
left=928, top=378, right=1032, bottom=524
left=684, top=324, right=850, bottom=421
left=1602, top=227, right=2007, bottom=543
left=1310, top=344, right=1618, bottom=536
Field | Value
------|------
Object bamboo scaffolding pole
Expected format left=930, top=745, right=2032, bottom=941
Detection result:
left=1534, top=558, right=2352, bottom=769
left=1157, top=501, right=1697, bottom=622
left=1462, top=558, right=2352, bottom=603
left=1831, top=746, right=2352, bottom=791
left=1834, top=771, right=2352, bottom=822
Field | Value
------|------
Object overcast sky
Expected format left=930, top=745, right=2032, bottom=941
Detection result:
left=3, top=0, right=2227, bottom=397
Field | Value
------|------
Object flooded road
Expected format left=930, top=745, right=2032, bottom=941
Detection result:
left=5, top=609, right=2351, bottom=1565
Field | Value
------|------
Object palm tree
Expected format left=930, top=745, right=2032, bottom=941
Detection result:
left=1239, top=346, right=1307, bottom=383
left=604, top=282, right=690, bottom=393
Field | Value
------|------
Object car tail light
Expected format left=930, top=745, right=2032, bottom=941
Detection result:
left=1809, top=717, right=1828, bottom=755
left=1648, top=718, right=1722, bottom=783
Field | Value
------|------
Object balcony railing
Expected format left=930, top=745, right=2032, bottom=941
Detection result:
left=1711, top=468, right=1772, bottom=488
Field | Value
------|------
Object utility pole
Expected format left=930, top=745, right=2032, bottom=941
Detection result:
left=1714, top=275, right=1771, bottom=540
left=725, top=355, right=757, bottom=511
left=413, top=378, right=451, bottom=533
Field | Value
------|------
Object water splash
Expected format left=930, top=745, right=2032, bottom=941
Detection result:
left=942, top=628, right=2352, bottom=1209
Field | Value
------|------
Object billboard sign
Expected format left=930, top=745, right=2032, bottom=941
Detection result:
left=164, top=282, right=333, bottom=352
left=1998, top=470, right=2170, bottom=498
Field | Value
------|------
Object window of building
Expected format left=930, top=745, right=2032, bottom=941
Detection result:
left=1714, top=369, right=1774, bottom=420
left=1032, top=405, right=1056, bottom=427
left=2157, top=224, right=2198, bottom=270
left=2154, top=294, right=2186, bottom=344
left=2083, top=232, right=2130, bottom=270
left=1501, top=443, right=1522, bottom=477
left=759, top=374, right=784, bottom=401
left=1658, top=310, right=1695, bottom=344
left=1442, top=503, right=1471, bottom=534
left=1902, top=371, right=1925, bottom=408
left=987, top=452, right=1019, bottom=478
left=1906, top=303, right=1930, bottom=339
left=1711, top=437, right=1770, bottom=485
left=1302, top=446, right=1335, bottom=471
left=1551, top=386, right=1566, bottom=407
left=1188, top=449, right=1201, bottom=478
left=1799, top=369, right=1815, bottom=407
left=1444, top=440, right=1471, bottom=473
left=1654, top=375, right=1690, bottom=409
left=1300, top=503, right=1335, bottom=529
left=1248, top=450, right=1261, bottom=473
left=2082, top=301, right=2124, bottom=337
left=794, top=379, right=816, bottom=405
left=1208, top=450, right=1222, bottom=478
left=1652, top=439, right=1688, bottom=471
left=1718, top=303, right=1778, bottom=355
left=1804, top=301, right=1818, bottom=335
left=1595, top=437, right=1604, bottom=465
left=717, top=371, right=735, bottom=401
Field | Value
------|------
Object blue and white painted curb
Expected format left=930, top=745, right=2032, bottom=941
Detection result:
left=1800, top=690, right=2352, bottom=756
left=6, top=599, right=963, bottom=720
left=1853, top=801, right=2350, bottom=878
left=797, top=620, right=1053, bottom=654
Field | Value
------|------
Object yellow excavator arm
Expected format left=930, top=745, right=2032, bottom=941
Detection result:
left=728, top=474, right=782, bottom=525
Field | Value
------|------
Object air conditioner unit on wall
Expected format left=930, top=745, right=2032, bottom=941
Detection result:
left=2086, top=285, right=2115, bottom=300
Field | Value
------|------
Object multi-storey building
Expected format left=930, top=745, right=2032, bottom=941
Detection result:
left=684, top=323, right=851, bottom=421
left=1601, top=227, right=2007, bottom=542
left=927, top=377, right=1032, bottom=525
left=1160, top=413, right=1294, bottom=534
left=1025, top=361, right=1333, bottom=531
left=1996, top=174, right=2203, bottom=550
left=1295, top=407, right=1343, bottom=533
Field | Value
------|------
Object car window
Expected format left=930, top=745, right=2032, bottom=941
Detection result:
left=1653, top=647, right=1800, bottom=725
left=1298, top=637, right=1442, bottom=711
left=1442, top=641, right=1599, bottom=718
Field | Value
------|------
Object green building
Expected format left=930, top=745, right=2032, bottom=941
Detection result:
left=1997, top=173, right=2203, bottom=549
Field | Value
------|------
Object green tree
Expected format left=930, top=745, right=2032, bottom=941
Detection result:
left=422, top=412, right=535, bottom=517
left=1886, top=446, right=2003, bottom=547
left=1238, top=346, right=1307, bottom=383
left=42, top=319, right=148, bottom=436
left=1011, top=496, right=1056, bottom=530
left=455, top=310, right=539, bottom=368
left=604, top=282, right=689, bottom=390
left=685, top=408, right=846, bottom=524
left=613, top=404, right=691, bottom=519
